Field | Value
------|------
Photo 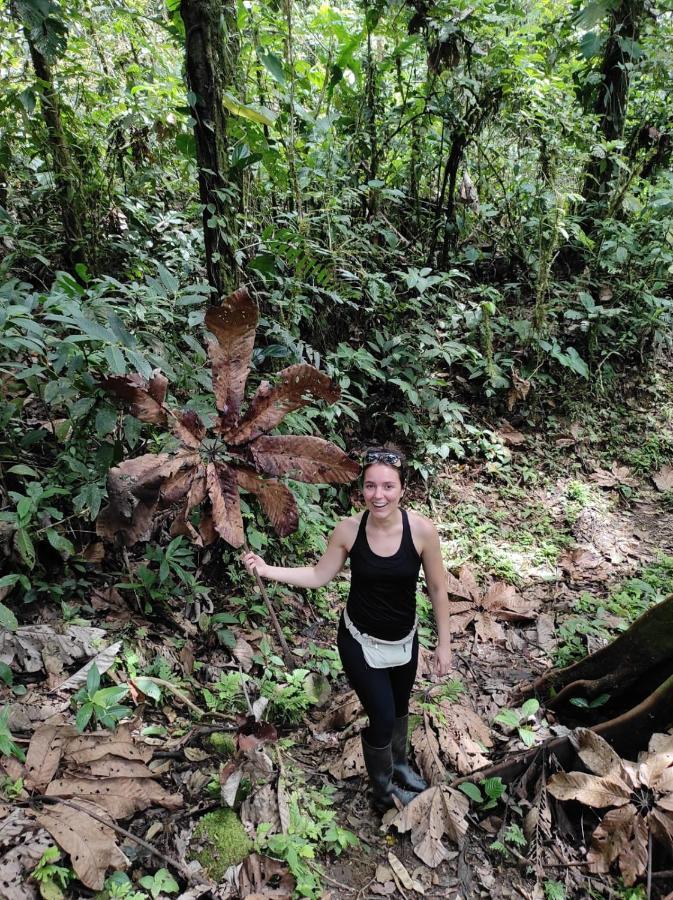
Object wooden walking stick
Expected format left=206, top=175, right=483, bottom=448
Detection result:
left=244, top=542, right=295, bottom=671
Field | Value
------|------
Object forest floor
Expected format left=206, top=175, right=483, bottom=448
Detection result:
left=5, top=365, right=673, bottom=900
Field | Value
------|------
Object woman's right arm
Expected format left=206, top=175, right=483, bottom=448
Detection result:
left=241, top=519, right=352, bottom=590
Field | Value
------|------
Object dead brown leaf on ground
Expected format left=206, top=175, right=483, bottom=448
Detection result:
left=547, top=728, right=673, bottom=886
left=6, top=722, right=183, bottom=890
left=446, top=566, right=538, bottom=643
left=590, top=464, right=638, bottom=489
left=329, top=734, right=365, bottom=780
left=426, top=701, right=493, bottom=775
left=411, top=719, right=446, bottom=785
left=238, top=852, right=295, bottom=899
left=653, top=465, right=673, bottom=492
left=390, top=785, right=469, bottom=868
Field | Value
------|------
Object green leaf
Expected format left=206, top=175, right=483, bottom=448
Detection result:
left=458, top=782, right=483, bottom=803
left=15, top=529, right=36, bottom=569
left=7, top=464, right=39, bottom=477
left=133, top=677, right=162, bottom=702
left=520, top=698, right=540, bottom=718
left=482, top=777, right=505, bottom=801
left=222, top=92, right=277, bottom=127
left=0, top=661, right=13, bottom=685
left=76, top=702, right=94, bottom=733
left=92, top=685, right=129, bottom=706
left=45, top=528, right=75, bottom=559
left=104, top=344, right=127, bottom=375
left=95, top=406, right=118, bottom=437
left=258, top=51, right=286, bottom=84
left=87, top=664, right=101, bottom=696
left=0, top=602, right=18, bottom=632
left=518, top=726, right=537, bottom=747
left=494, top=708, right=520, bottom=729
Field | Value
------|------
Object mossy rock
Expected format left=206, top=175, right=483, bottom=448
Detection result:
left=189, top=808, right=253, bottom=881
left=208, top=731, right=236, bottom=758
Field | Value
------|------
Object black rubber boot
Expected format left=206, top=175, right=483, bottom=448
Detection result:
left=361, top=733, right=416, bottom=813
left=391, top=715, right=428, bottom=793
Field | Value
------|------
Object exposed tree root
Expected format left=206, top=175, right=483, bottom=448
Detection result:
left=457, top=598, right=673, bottom=788
left=514, top=594, right=673, bottom=710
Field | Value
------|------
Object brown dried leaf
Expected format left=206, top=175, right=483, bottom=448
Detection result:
left=238, top=852, right=295, bottom=899
left=205, top=287, right=258, bottom=428
left=390, top=786, right=469, bottom=868
left=65, top=733, right=153, bottom=766
left=206, top=461, right=244, bottom=548
left=571, top=728, right=634, bottom=783
left=653, top=466, right=673, bottom=492
left=34, top=799, right=128, bottom=890
left=328, top=735, right=365, bottom=780
left=411, top=720, right=446, bottom=786
left=226, top=364, right=340, bottom=445
left=99, top=373, right=167, bottom=424
left=236, top=467, right=299, bottom=537
left=0, top=813, right=53, bottom=900
left=506, top=370, right=531, bottom=412
left=586, top=804, right=635, bottom=875
left=45, top=776, right=182, bottom=819
left=24, top=720, right=77, bottom=792
left=232, top=636, right=255, bottom=672
left=248, top=435, right=360, bottom=484
left=172, top=409, right=206, bottom=449
left=618, top=812, right=648, bottom=886
left=431, top=703, right=492, bottom=775
left=446, top=566, right=480, bottom=602
left=546, top=771, right=632, bottom=808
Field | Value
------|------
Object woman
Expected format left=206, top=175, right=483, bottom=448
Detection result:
left=242, top=447, right=452, bottom=812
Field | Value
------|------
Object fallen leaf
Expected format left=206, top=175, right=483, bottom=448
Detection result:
left=24, top=719, right=77, bottom=792
left=34, top=800, right=128, bottom=890
left=390, top=786, right=469, bottom=868
left=653, top=466, right=673, bottom=492
left=55, top=641, right=123, bottom=692
left=328, top=735, right=365, bottom=780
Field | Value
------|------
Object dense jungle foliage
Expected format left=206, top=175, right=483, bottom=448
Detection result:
left=2, top=1, right=673, bottom=897
left=2, top=0, right=672, bottom=597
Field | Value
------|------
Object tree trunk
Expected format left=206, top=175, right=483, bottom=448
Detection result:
left=580, top=0, right=646, bottom=212
left=180, top=0, right=240, bottom=300
left=21, top=27, right=86, bottom=271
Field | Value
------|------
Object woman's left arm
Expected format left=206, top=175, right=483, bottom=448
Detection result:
left=419, top=519, right=452, bottom=677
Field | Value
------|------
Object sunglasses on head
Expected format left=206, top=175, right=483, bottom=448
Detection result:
left=363, top=450, right=402, bottom=468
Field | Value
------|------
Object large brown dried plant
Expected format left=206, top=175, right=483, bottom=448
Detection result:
left=547, top=728, right=673, bottom=886
left=96, top=288, right=359, bottom=548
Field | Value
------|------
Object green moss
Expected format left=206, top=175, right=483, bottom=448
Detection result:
left=208, top=731, right=236, bottom=758
left=189, top=808, right=253, bottom=881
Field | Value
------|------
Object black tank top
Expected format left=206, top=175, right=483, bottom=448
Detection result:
left=346, top=509, right=422, bottom=641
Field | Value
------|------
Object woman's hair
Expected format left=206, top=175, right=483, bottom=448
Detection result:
left=361, top=444, right=407, bottom=486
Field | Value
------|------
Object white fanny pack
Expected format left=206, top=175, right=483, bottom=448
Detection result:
left=343, top=609, right=417, bottom=669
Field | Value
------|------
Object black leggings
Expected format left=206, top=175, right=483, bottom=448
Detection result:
left=337, top=617, right=419, bottom=748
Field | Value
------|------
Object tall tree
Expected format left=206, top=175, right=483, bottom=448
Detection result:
left=13, top=0, right=86, bottom=271
left=180, top=0, right=241, bottom=299
left=580, top=0, right=647, bottom=212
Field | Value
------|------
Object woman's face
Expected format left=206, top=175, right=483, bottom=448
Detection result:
left=362, top=463, right=404, bottom=519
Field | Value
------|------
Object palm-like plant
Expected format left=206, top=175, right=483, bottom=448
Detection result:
left=96, top=287, right=360, bottom=548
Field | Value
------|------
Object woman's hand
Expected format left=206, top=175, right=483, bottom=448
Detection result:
left=432, top=643, right=452, bottom=677
left=241, top=551, right=268, bottom=579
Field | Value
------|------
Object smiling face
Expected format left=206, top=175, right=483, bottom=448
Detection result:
left=362, top=463, right=404, bottom=520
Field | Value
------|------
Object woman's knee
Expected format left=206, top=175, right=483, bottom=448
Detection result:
left=365, top=708, right=396, bottom=747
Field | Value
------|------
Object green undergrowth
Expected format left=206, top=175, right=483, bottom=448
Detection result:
left=555, top=555, right=673, bottom=667
left=256, top=762, right=359, bottom=899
